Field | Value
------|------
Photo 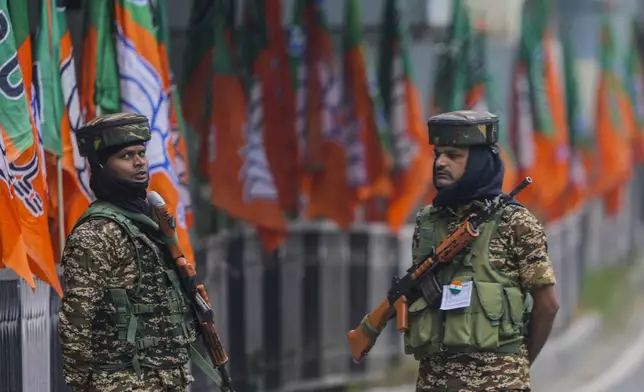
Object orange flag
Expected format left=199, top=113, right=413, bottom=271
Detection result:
left=244, top=0, right=300, bottom=216
left=35, top=0, right=92, bottom=260
left=511, top=0, right=569, bottom=221
left=0, top=130, right=36, bottom=290
left=5, top=0, right=62, bottom=296
left=543, top=30, right=572, bottom=221
left=377, top=0, right=433, bottom=232
left=300, top=2, right=355, bottom=228
left=154, top=0, right=193, bottom=228
left=208, top=11, right=287, bottom=252
left=289, top=0, right=326, bottom=211
left=595, top=16, right=634, bottom=216
left=343, top=0, right=392, bottom=204
left=113, top=0, right=195, bottom=262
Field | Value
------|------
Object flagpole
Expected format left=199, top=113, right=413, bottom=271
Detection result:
left=57, top=156, right=65, bottom=259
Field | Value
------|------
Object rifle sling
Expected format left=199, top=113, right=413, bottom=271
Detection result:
left=190, top=344, right=224, bottom=388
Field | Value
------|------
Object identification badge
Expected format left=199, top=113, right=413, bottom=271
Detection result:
left=440, top=280, right=473, bottom=310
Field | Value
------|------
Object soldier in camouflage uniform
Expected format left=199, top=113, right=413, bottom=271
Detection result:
left=404, top=110, right=560, bottom=392
left=59, top=113, right=198, bottom=392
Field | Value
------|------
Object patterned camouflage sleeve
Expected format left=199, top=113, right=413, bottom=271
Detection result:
left=507, top=206, right=557, bottom=292
left=58, top=220, right=120, bottom=392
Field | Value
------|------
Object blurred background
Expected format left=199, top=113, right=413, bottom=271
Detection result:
left=2, top=0, right=644, bottom=391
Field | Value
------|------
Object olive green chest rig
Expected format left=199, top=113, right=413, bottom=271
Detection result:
left=404, top=204, right=531, bottom=360
left=72, top=200, right=225, bottom=386
left=72, top=201, right=195, bottom=372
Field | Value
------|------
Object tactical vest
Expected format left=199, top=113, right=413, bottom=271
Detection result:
left=403, top=204, right=531, bottom=360
left=72, top=201, right=224, bottom=386
left=72, top=201, right=198, bottom=374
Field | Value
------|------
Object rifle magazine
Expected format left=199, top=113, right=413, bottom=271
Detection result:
left=419, top=274, right=443, bottom=309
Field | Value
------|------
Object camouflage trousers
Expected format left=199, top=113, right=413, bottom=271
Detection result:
left=85, top=366, right=193, bottom=392
left=414, top=347, right=531, bottom=392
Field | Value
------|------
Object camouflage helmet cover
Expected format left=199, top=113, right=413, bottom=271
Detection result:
left=427, top=110, right=499, bottom=147
left=76, top=112, right=151, bottom=158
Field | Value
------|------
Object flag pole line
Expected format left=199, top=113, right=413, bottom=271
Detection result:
left=56, top=157, right=65, bottom=260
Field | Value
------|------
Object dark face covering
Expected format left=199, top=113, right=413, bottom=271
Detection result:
left=89, top=144, right=150, bottom=215
left=432, top=145, right=505, bottom=208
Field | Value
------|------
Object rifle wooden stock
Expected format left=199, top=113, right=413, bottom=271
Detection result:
left=346, top=298, right=396, bottom=362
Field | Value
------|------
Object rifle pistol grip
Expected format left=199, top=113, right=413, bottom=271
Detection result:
left=394, top=296, right=409, bottom=332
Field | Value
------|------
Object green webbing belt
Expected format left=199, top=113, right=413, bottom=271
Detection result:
left=92, top=347, right=225, bottom=389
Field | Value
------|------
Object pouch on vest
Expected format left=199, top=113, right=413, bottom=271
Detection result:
left=442, top=278, right=504, bottom=350
left=403, top=297, right=442, bottom=358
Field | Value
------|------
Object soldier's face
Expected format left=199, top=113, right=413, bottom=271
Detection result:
left=104, top=145, right=149, bottom=183
left=433, top=146, right=469, bottom=188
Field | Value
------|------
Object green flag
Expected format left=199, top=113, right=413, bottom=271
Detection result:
left=0, top=0, right=33, bottom=159
left=180, top=0, right=217, bottom=134
left=625, top=20, right=644, bottom=131
left=562, top=27, right=593, bottom=151
left=431, top=0, right=469, bottom=114
left=35, top=0, right=64, bottom=156
left=79, top=0, right=120, bottom=120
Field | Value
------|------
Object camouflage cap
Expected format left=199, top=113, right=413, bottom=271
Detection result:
left=427, top=110, right=499, bottom=147
left=76, top=112, right=151, bottom=158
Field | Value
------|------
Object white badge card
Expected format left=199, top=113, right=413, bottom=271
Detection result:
left=440, top=280, right=473, bottom=311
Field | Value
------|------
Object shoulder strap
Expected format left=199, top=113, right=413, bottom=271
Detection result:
left=74, top=201, right=143, bottom=240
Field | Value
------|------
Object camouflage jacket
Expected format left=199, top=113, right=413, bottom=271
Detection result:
left=59, top=217, right=197, bottom=392
left=412, top=201, right=556, bottom=392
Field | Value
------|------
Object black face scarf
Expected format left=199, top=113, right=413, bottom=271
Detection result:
left=89, top=144, right=151, bottom=215
left=432, top=145, right=505, bottom=208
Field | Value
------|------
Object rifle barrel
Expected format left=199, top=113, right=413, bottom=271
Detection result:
left=509, top=177, right=532, bottom=198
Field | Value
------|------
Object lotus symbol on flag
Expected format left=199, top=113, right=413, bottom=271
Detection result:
left=115, top=25, right=186, bottom=229
left=10, top=151, right=44, bottom=217
left=0, top=136, right=13, bottom=191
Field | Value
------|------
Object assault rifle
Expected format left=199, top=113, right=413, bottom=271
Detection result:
left=345, top=177, right=533, bottom=363
left=148, top=192, right=235, bottom=392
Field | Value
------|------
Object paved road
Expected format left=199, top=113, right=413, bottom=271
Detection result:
left=571, top=325, right=644, bottom=392
left=613, top=365, right=644, bottom=392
